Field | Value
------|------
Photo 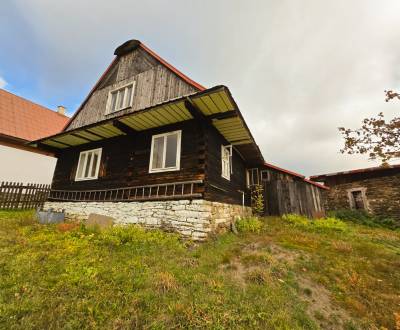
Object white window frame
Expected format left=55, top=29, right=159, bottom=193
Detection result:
left=246, top=168, right=259, bottom=187
left=149, top=130, right=182, bottom=173
left=75, top=148, right=102, bottom=181
left=106, top=81, right=136, bottom=114
left=221, top=145, right=232, bottom=180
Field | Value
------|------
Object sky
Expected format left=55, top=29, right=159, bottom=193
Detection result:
left=1, top=0, right=400, bottom=176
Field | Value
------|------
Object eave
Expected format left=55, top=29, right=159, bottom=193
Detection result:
left=29, top=86, right=264, bottom=165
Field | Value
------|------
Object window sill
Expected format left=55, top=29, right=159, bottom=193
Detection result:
left=149, top=167, right=180, bottom=174
left=75, top=177, right=99, bottom=181
left=105, top=106, right=132, bottom=116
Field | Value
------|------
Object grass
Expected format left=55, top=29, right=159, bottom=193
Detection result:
left=0, top=211, right=399, bottom=329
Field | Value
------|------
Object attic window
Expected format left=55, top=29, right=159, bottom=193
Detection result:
left=107, top=82, right=135, bottom=113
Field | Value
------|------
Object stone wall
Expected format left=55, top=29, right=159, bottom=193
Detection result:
left=323, top=173, right=400, bottom=222
left=44, top=199, right=251, bottom=240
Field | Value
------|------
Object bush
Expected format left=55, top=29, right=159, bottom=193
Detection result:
left=328, top=209, right=399, bottom=230
left=235, top=217, right=264, bottom=233
left=282, top=214, right=348, bottom=232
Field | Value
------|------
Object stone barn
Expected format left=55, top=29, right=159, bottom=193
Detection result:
left=310, top=164, right=400, bottom=222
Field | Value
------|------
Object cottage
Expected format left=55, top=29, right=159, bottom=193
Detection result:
left=0, top=89, right=69, bottom=183
left=247, top=162, right=327, bottom=218
left=310, top=164, right=400, bottom=222
left=31, top=39, right=266, bottom=240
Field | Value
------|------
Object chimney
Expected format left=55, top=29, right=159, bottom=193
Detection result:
left=57, top=105, right=66, bottom=116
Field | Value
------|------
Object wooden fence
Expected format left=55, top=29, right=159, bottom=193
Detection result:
left=0, top=182, right=51, bottom=210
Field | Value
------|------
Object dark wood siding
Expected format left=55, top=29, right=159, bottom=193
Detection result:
left=67, top=47, right=197, bottom=130
left=250, top=167, right=325, bottom=218
left=203, top=125, right=249, bottom=206
left=52, top=121, right=205, bottom=192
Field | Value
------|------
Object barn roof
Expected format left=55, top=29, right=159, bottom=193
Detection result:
left=310, top=164, right=400, bottom=182
left=0, top=89, right=69, bottom=142
left=263, top=162, right=329, bottom=190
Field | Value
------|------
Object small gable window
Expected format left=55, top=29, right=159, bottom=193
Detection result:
left=149, top=130, right=181, bottom=173
left=221, top=145, right=232, bottom=180
left=75, top=148, right=102, bottom=181
left=107, top=82, right=135, bottom=114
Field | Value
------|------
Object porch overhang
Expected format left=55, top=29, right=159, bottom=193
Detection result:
left=29, top=86, right=264, bottom=165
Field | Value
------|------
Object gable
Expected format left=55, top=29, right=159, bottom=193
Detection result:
left=66, top=42, right=202, bottom=131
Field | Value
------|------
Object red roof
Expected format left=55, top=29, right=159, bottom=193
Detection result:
left=0, top=89, right=69, bottom=142
left=310, top=163, right=400, bottom=181
left=264, top=162, right=305, bottom=179
left=63, top=40, right=205, bottom=131
left=263, top=162, right=329, bottom=190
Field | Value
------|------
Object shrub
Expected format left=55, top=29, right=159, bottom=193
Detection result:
left=328, top=209, right=399, bottom=230
left=235, top=217, right=264, bottom=234
left=251, top=184, right=264, bottom=216
left=282, top=214, right=348, bottom=232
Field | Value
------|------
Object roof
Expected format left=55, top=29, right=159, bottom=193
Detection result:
left=0, top=89, right=69, bottom=142
left=31, top=85, right=265, bottom=165
left=63, top=39, right=205, bottom=131
left=264, top=162, right=305, bottom=179
left=310, top=164, right=400, bottom=182
left=263, top=162, right=329, bottom=190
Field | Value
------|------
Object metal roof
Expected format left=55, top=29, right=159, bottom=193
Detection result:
left=30, top=85, right=264, bottom=165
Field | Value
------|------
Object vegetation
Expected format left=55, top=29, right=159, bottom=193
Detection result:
left=339, top=90, right=400, bottom=163
left=328, top=209, right=400, bottom=230
left=1, top=210, right=399, bottom=329
left=250, top=184, right=264, bottom=216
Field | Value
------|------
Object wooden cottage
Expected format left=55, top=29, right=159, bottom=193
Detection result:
left=30, top=39, right=265, bottom=240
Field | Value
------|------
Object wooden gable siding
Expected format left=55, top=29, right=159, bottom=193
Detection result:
left=52, top=121, right=205, bottom=191
left=67, top=47, right=198, bottom=131
left=203, top=125, right=249, bottom=206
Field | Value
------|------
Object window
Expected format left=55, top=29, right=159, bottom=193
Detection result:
left=75, top=148, right=102, bottom=181
left=149, top=130, right=181, bottom=173
left=348, top=188, right=367, bottom=210
left=246, top=168, right=259, bottom=187
left=221, top=145, right=232, bottom=180
left=107, top=82, right=135, bottom=113
left=261, top=170, right=270, bottom=182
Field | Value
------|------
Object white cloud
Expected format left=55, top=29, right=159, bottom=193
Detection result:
left=4, top=0, right=400, bottom=176
left=0, top=76, right=6, bottom=89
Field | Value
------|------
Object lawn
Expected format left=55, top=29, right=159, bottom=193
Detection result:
left=0, top=211, right=399, bottom=329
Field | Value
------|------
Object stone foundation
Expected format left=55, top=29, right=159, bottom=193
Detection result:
left=44, top=199, right=251, bottom=240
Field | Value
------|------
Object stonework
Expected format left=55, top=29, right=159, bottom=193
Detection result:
left=44, top=199, right=251, bottom=240
left=323, top=173, right=400, bottom=222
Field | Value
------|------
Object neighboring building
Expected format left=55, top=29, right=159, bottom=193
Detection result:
left=310, top=164, right=400, bottom=222
left=247, top=163, right=327, bottom=218
left=0, top=89, right=69, bottom=183
left=30, top=39, right=327, bottom=239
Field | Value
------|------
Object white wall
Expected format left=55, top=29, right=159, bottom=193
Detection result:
left=0, top=145, right=57, bottom=184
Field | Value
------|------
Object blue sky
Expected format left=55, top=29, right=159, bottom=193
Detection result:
left=1, top=0, right=400, bottom=176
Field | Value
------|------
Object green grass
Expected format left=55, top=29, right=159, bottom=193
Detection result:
left=0, top=210, right=399, bottom=329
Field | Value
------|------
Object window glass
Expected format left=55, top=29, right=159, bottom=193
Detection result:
left=84, top=152, right=92, bottom=178
left=221, top=145, right=231, bottom=180
left=110, top=92, right=117, bottom=112
left=125, top=85, right=133, bottom=106
left=91, top=152, right=99, bottom=177
left=77, top=153, right=86, bottom=179
left=165, top=133, right=178, bottom=167
left=152, top=136, right=165, bottom=169
left=118, top=89, right=125, bottom=109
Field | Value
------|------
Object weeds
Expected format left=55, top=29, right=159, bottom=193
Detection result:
left=282, top=214, right=349, bottom=232
left=235, top=217, right=264, bottom=233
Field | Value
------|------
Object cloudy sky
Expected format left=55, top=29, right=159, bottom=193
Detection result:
left=1, top=0, right=400, bottom=176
